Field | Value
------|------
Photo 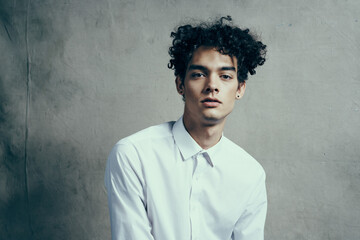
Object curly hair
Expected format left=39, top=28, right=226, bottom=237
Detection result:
left=168, top=16, right=267, bottom=83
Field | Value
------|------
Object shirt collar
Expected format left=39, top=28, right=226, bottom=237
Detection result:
left=172, top=116, right=225, bottom=167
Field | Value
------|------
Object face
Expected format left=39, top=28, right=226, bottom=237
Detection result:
left=176, top=46, right=246, bottom=126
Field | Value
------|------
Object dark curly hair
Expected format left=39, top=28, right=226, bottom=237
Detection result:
left=168, top=16, right=267, bottom=83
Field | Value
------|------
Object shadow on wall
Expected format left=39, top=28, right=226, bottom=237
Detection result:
left=0, top=1, right=87, bottom=239
left=0, top=1, right=32, bottom=238
left=0, top=128, right=82, bottom=240
left=0, top=75, right=31, bottom=238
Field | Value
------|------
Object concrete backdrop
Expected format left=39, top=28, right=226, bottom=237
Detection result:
left=1, top=0, right=359, bottom=239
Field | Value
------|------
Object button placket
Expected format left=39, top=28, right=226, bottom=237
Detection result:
left=190, top=151, right=212, bottom=239
left=195, top=152, right=207, bottom=179
left=190, top=152, right=207, bottom=239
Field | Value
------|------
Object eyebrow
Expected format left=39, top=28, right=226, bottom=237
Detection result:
left=188, top=64, right=236, bottom=72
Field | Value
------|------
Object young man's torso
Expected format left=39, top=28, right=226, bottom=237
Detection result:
left=105, top=117, right=266, bottom=239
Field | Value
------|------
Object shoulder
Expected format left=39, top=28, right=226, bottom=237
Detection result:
left=222, top=137, right=265, bottom=176
left=111, top=121, right=176, bottom=154
left=107, top=121, right=175, bottom=169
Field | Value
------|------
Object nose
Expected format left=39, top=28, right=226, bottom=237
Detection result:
left=204, top=74, right=219, bottom=94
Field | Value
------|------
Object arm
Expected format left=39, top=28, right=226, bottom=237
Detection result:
left=105, top=143, right=155, bottom=240
left=232, top=171, right=267, bottom=240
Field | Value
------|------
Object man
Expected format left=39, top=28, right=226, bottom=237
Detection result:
left=105, top=16, right=267, bottom=240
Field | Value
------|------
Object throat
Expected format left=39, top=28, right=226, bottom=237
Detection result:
left=183, top=117, right=224, bottom=149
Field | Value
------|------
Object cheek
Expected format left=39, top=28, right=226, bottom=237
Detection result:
left=225, top=91, right=238, bottom=105
left=225, top=86, right=238, bottom=97
left=185, top=85, right=200, bottom=97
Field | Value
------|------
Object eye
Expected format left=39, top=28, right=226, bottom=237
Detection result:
left=221, top=74, right=233, bottom=80
left=191, top=72, right=206, bottom=78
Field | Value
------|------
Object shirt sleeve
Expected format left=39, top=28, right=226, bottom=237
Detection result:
left=104, top=142, right=155, bottom=240
left=232, top=170, right=267, bottom=240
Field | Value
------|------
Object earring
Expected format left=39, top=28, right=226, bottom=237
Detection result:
left=179, top=90, right=183, bottom=94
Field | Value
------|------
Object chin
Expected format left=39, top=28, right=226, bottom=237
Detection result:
left=201, top=110, right=231, bottom=124
left=202, top=115, right=223, bottom=125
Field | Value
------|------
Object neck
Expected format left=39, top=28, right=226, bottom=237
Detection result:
left=183, top=115, right=225, bottom=150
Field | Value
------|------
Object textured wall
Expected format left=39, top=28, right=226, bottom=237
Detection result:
left=0, top=0, right=359, bottom=239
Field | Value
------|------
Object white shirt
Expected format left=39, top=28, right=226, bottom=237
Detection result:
left=105, top=117, right=267, bottom=240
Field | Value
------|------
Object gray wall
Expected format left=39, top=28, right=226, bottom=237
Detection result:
left=1, top=0, right=359, bottom=239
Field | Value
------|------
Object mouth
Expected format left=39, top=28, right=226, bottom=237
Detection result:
left=201, top=98, right=221, bottom=103
left=201, top=98, right=221, bottom=107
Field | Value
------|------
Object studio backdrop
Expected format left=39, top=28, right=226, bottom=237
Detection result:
left=0, top=0, right=359, bottom=239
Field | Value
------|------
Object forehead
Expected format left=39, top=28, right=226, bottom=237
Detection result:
left=188, top=46, right=237, bottom=70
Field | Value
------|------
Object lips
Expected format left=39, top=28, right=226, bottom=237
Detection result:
left=201, top=98, right=221, bottom=107
left=201, top=98, right=221, bottom=103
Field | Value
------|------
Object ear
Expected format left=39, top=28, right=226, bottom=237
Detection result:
left=236, top=82, right=246, bottom=99
left=175, top=76, right=184, bottom=95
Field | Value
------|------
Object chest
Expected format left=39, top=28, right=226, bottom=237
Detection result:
left=139, top=147, right=251, bottom=230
